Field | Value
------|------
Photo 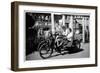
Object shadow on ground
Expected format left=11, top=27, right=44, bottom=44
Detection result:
left=48, top=48, right=84, bottom=59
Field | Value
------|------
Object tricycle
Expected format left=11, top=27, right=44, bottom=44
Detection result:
left=38, top=32, right=81, bottom=59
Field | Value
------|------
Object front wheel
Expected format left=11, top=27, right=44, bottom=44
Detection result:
left=39, top=43, right=53, bottom=59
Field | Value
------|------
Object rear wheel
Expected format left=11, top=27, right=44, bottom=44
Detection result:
left=73, top=40, right=81, bottom=49
left=39, top=43, right=53, bottom=59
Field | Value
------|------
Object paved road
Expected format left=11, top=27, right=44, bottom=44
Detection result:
left=26, top=43, right=89, bottom=60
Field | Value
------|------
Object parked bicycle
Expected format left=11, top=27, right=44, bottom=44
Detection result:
left=38, top=32, right=81, bottom=59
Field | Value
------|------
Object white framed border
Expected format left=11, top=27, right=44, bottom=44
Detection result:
left=18, top=4, right=96, bottom=68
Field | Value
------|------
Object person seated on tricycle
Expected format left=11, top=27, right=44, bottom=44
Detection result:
left=55, top=27, right=73, bottom=48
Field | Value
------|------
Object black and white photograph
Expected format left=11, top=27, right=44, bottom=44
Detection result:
left=26, top=12, right=90, bottom=60
left=11, top=1, right=97, bottom=71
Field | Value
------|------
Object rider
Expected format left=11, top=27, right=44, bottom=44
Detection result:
left=62, top=27, right=73, bottom=48
left=56, top=27, right=73, bottom=48
left=63, top=28, right=73, bottom=41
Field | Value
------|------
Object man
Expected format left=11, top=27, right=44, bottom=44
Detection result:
left=61, top=27, right=73, bottom=49
left=55, top=28, right=73, bottom=54
left=55, top=21, right=63, bottom=35
left=65, top=28, right=73, bottom=42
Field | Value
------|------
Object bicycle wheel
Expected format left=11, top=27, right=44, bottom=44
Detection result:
left=73, top=40, right=81, bottom=49
left=39, top=43, right=53, bottom=59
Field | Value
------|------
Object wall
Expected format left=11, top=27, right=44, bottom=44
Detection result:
left=0, top=0, right=99, bottom=73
